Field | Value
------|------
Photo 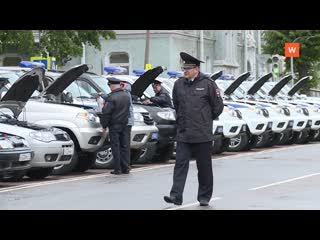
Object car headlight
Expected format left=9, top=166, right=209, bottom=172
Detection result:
left=0, top=139, right=14, bottom=149
left=157, top=111, right=176, bottom=121
left=29, top=131, right=56, bottom=143
left=133, top=112, right=144, bottom=122
left=76, top=112, right=99, bottom=122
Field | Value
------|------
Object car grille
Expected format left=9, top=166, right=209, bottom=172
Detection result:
left=141, top=112, right=154, bottom=125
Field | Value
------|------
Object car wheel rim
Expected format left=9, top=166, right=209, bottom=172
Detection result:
left=96, top=147, right=113, bottom=164
left=139, top=148, right=147, bottom=158
left=229, top=136, right=241, bottom=148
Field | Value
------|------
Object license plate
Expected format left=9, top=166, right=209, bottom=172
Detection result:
left=19, top=153, right=31, bottom=161
left=63, top=146, right=74, bottom=155
left=151, top=132, right=158, bottom=140
left=289, top=121, right=293, bottom=127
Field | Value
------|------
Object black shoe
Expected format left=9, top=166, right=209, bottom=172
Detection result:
left=199, top=200, right=209, bottom=206
left=122, top=169, right=130, bottom=174
left=110, top=170, right=121, bottom=175
left=163, top=195, right=182, bottom=205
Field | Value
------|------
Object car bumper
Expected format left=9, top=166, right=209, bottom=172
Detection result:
left=76, top=127, right=107, bottom=152
left=29, top=140, right=74, bottom=168
left=0, top=148, right=33, bottom=174
left=156, top=124, right=176, bottom=147
left=130, top=125, right=159, bottom=149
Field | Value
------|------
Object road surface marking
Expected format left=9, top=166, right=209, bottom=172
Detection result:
left=249, top=172, right=320, bottom=191
left=0, top=144, right=315, bottom=193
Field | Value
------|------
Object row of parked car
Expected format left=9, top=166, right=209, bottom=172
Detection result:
left=159, top=70, right=320, bottom=153
left=1, top=61, right=319, bottom=182
left=0, top=63, right=177, bottom=181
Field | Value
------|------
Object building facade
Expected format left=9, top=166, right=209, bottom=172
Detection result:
left=63, top=30, right=268, bottom=79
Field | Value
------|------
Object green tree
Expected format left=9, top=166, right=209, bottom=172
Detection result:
left=38, top=30, right=116, bottom=65
left=0, top=30, right=36, bottom=55
left=0, top=30, right=116, bottom=66
left=262, top=30, right=320, bottom=92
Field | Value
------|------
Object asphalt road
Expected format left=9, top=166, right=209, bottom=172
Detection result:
left=1, top=143, right=320, bottom=210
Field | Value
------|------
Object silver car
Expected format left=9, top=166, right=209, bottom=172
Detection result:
left=0, top=68, right=74, bottom=179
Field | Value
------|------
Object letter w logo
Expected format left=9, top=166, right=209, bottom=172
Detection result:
left=285, top=43, right=300, bottom=57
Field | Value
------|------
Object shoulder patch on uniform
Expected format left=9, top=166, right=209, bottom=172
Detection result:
left=216, top=88, right=221, bottom=98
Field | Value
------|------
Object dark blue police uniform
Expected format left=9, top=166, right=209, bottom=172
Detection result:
left=164, top=52, right=224, bottom=206
left=100, top=77, right=131, bottom=174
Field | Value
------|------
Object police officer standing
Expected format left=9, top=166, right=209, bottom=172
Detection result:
left=120, top=81, right=134, bottom=167
left=142, top=79, right=172, bottom=108
left=164, top=52, right=224, bottom=206
left=100, top=77, right=131, bottom=175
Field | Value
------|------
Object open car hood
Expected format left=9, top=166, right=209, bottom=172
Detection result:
left=268, top=75, right=292, bottom=97
left=1, top=67, right=44, bottom=103
left=40, top=64, right=89, bottom=96
left=0, top=101, right=26, bottom=119
left=210, top=71, right=223, bottom=81
left=224, top=72, right=250, bottom=96
left=131, top=66, right=165, bottom=97
left=247, top=73, right=272, bottom=96
left=287, top=76, right=309, bottom=97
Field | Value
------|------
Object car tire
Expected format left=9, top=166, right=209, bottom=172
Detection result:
left=2, top=170, right=27, bottom=182
left=131, top=144, right=157, bottom=164
left=292, top=130, right=310, bottom=144
left=74, top=152, right=97, bottom=172
left=93, top=144, right=114, bottom=169
left=153, top=143, right=175, bottom=162
left=228, top=133, right=249, bottom=152
left=26, top=167, right=54, bottom=179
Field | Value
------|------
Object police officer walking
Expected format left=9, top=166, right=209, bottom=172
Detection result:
left=142, top=79, right=172, bottom=108
left=100, top=77, right=131, bottom=175
left=164, top=52, right=224, bottom=206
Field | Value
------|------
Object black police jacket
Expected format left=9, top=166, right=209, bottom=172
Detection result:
left=172, top=72, right=224, bottom=143
left=100, top=88, right=130, bottom=131
left=150, top=90, right=173, bottom=108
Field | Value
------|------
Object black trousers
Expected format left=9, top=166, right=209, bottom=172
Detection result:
left=170, top=141, right=213, bottom=203
left=109, top=125, right=131, bottom=172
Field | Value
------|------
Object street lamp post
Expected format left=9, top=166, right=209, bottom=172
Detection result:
left=290, top=35, right=315, bottom=86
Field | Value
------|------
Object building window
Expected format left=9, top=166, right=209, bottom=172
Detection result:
left=108, top=52, right=129, bottom=73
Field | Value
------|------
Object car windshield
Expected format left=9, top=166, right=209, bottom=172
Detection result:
left=91, top=75, right=110, bottom=93
left=0, top=72, right=20, bottom=85
left=0, top=72, right=40, bottom=97
left=161, top=78, right=175, bottom=90
left=216, top=80, right=244, bottom=99
left=66, top=82, right=92, bottom=98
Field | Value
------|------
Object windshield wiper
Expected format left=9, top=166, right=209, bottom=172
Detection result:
left=76, top=96, right=93, bottom=99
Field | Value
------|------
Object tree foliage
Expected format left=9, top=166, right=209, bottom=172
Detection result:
left=0, top=30, right=36, bottom=55
left=0, top=30, right=116, bottom=66
left=262, top=30, right=320, bottom=91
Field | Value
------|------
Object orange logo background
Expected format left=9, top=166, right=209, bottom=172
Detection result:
left=285, top=43, right=300, bottom=57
